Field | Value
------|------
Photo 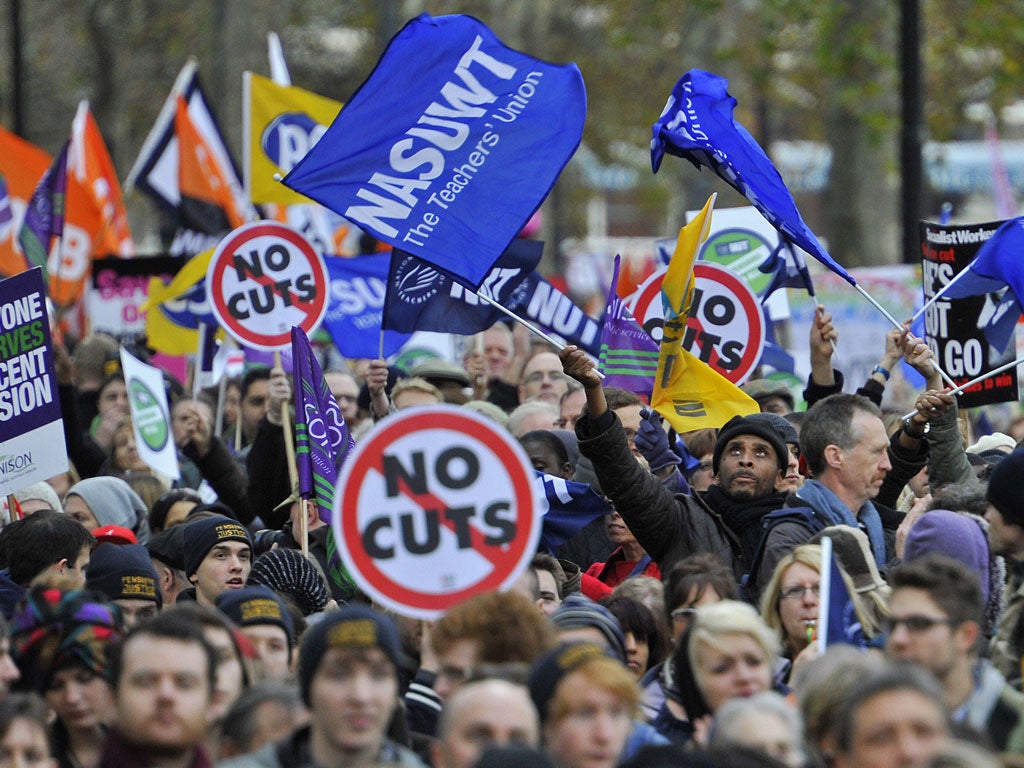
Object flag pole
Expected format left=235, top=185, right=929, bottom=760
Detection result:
left=475, top=291, right=605, bottom=379
left=274, top=349, right=305, bottom=557
left=900, top=353, right=1024, bottom=420
left=853, top=283, right=958, bottom=390
left=907, top=263, right=979, bottom=326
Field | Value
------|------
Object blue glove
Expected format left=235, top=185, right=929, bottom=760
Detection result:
left=635, top=408, right=683, bottom=472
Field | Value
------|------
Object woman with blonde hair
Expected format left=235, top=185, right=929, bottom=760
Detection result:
left=653, top=600, right=780, bottom=746
left=760, top=541, right=887, bottom=683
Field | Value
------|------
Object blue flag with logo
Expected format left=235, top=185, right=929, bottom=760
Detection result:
left=323, top=254, right=411, bottom=359
left=533, top=473, right=613, bottom=554
left=384, top=239, right=602, bottom=356
left=282, top=13, right=586, bottom=288
left=651, top=70, right=855, bottom=287
left=941, top=216, right=1024, bottom=353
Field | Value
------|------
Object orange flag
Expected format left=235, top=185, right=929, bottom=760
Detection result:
left=175, top=95, right=246, bottom=233
left=69, top=102, right=135, bottom=257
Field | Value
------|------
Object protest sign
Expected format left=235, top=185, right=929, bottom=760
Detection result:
left=87, top=256, right=183, bottom=341
left=282, top=13, right=586, bottom=287
left=920, top=219, right=1021, bottom=407
left=629, top=262, right=765, bottom=384
left=333, top=405, right=540, bottom=619
left=206, top=220, right=329, bottom=350
left=120, top=348, right=181, bottom=480
left=0, top=268, right=67, bottom=495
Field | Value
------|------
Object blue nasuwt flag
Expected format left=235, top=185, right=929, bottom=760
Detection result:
left=384, top=239, right=603, bottom=356
left=651, top=70, right=855, bottom=287
left=282, top=13, right=587, bottom=288
left=323, top=254, right=410, bottom=359
left=941, top=217, right=1024, bottom=353
left=533, top=472, right=613, bottom=554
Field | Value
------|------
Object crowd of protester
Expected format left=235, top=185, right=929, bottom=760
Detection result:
left=3, top=306, right=1024, bottom=768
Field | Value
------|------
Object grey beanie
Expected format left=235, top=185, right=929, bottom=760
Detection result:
left=65, top=476, right=151, bottom=545
left=549, top=594, right=627, bottom=662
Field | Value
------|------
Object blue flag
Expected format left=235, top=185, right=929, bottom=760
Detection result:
left=282, top=13, right=587, bottom=288
left=822, top=541, right=868, bottom=649
left=384, top=240, right=603, bottom=356
left=19, top=141, right=70, bottom=281
left=759, top=240, right=815, bottom=300
left=941, top=217, right=1024, bottom=353
left=534, top=473, right=613, bottom=554
left=324, top=254, right=411, bottom=359
left=651, top=70, right=855, bottom=287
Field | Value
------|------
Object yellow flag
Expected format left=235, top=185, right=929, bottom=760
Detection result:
left=652, top=194, right=759, bottom=431
left=244, top=72, right=342, bottom=205
left=142, top=248, right=216, bottom=355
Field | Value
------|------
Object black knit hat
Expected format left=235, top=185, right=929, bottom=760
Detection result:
left=86, top=543, right=162, bottom=607
left=182, top=516, right=252, bottom=578
left=147, top=525, right=186, bottom=572
left=712, top=414, right=788, bottom=475
left=987, top=450, right=1024, bottom=527
left=216, top=585, right=295, bottom=648
left=549, top=594, right=626, bottom=662
left=745, top=412, right=799, bottom=447
left=297, top=604, right=400, bottom=705
left=248, top=548, right=331, bottom=616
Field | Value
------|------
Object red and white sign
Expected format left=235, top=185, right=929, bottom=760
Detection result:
left=206, top=220, right=328, bottom=350
left=627, top=261, right=765, bottom=384
left=333, top=405, right=540, bottom=619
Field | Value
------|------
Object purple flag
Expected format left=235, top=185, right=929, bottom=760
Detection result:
left=651, top=70, right=855, bottom=286
left=0, top=175, right=12, bottom=242
left=291, top=326, right=355, bottom=523
left=292, top=326, right=357, bottom=597
left=598, top=255, right=659, bottom=397
left=18, top=141, right=70, bottom=280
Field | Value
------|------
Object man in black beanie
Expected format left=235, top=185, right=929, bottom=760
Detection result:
left=220, top=604, right=424, bottom=767
left=180, top=515, right=253, bottom=607
left=985, top=450, right=1024, bottom=682
left=560, top=347, right=794, bottom=584
left=216, top=585, right=295, bottom=681
left=86, top=542, right=162, bottom=628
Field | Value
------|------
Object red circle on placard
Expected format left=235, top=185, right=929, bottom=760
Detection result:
left=627, top=262, right=764, bottom=384
left=207, top=220, right=328, bottom=349
left=686, top=262, right=764, bottom=384
left=334, top=406, right=538, bottom=617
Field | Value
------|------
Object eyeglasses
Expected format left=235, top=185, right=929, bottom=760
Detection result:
left=882, top=615, right=958, bottom=634
left=779, top=584, right=820, bottom=602
left=523, top=370, right=567, bottom=386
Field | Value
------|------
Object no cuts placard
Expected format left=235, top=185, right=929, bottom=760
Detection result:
left=629, top=261, right=765, bottom=385
left=333, top=405, right=541, bottom=619
left=206, top=220, right=329, bottom=350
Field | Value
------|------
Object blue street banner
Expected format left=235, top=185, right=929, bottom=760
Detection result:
left=324, top=254, right=411, bottom=360
left=282, top=13, right=586, bottom=287
left=383, top=239, right=602, bottom=356
left=651, top=69, right=854, bottom=287
left=0, top=268, right=68, bottom=495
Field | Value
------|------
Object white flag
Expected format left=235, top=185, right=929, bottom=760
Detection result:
left=119, top=348, right=181, bottom=480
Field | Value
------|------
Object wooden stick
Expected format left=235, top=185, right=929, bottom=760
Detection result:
left=274, top=349, right=305, bottom=555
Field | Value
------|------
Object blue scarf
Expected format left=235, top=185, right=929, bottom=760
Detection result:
left=796, top=480, right=887, bottom=565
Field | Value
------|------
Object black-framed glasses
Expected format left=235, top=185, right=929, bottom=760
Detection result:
left=779, top=584, right=820, bottom=602
left=882, top=615, right=958, bottom=634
